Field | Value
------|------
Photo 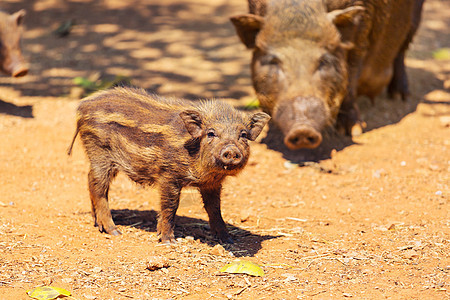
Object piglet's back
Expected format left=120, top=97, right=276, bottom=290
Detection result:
left=77, top=87, right=191, bottom=131
left=74, top=87, right=193, bottom=177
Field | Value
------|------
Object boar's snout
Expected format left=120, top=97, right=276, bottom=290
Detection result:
left=274, top=96, right=329, bottom=150
left=284, top=125, right=322, bottom=150
left=219, top=144, right=243, bottom=169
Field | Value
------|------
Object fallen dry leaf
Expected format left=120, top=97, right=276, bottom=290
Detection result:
left=220, top=260, right=265, bottom=277
left=26, top=286, right=73, bottom=300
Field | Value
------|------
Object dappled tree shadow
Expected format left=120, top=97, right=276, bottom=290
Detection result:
left=0, top=0, right=251, bottom=100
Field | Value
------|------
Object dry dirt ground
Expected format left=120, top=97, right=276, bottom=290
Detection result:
left=0, top=0, right=449, bottom=299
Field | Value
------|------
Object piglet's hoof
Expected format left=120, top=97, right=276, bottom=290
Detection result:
left=97, top=223, right=121, bottom=236
left=159, top=234, right=177, bottom=245
left=217, top=233, right=234, bottom=244
left=110, top=229, right=122, bottom=236
left=221, top=237, right=234, bottom=244
left=161, top=239, right=177, bottom=246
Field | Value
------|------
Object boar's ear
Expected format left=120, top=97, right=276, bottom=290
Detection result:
left=327, top=6, right=364, bottom=27
left=12, top=9, right=26, bottom=26
left=180, top=110, right=204, bottom=139
left=230, top=14, right=264, bottom=49
left=340, top=41, right=355, bottom=51
left=247, top=112, right=270, bottom=141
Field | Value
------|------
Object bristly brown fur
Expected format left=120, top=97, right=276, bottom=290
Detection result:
left=69, top=87, right=270, bottom=244
left=230, top=0, right=424, bottom=149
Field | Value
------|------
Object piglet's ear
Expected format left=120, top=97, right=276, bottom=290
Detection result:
left=247, top=112, right=270, bottom=141
left=230, top=14, right=264, bottom=49
left=180, top=110, right=204, bottom=138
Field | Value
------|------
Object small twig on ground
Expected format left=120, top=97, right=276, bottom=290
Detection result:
left=235, top=286, right=248, bottom=296
left=129, top=221, right=143, bottom=227
left=301, top=254, right=348, bottom=270
left=262, top=263, right=294, bottom=269
left=244, top=276, right=252, bottom=286
left=300, top=253, right=331, bottom=260
left=285, top=217, right=308, bottom=222
left=116, top=291, right=134, bottom=298
left=309, top=290, right=327, bottom=297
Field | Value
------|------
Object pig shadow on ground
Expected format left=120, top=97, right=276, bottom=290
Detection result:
left=111, top=208, right=278, bottom=257
left=0, top=99, right=33, bottom=118
left=359, top=65, right=447, bottom=131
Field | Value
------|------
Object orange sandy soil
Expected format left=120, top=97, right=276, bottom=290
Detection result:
left=0, top=0, right=448, bottom=299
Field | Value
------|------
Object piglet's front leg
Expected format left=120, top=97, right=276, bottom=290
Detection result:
left=200, top=186, right=233, bottom=244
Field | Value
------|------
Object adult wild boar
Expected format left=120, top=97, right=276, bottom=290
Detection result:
left=231, top=0, right=424, bottom=149
left=0, top=9, right=28, bottom=77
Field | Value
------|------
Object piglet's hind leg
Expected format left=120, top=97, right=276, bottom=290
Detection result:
left=88, top=168, right=121, bottom=236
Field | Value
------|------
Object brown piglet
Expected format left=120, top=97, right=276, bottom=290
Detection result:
left=68, top=87, right=270, bottom=244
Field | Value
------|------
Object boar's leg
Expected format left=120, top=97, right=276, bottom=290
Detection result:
left=335, top=7, right=372, bottom=136
left=157, top=182, right=182, bottom=244
left=387, top=51, right=409, bottom=101
left=337, top=93, right=365, bottom=136
left=200, top=186, right=233, bottom=244
left=88, top=168, right=120, bottom=236
left=337, top=48, right=367, bottom=135
left=388, top=0, right=425, bottom=101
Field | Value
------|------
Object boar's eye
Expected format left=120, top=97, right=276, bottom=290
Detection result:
left=206, top=129, right=216, bottom=138
left=317, top=54, right=336, bottom=72
left=239, top=130, right=248, bottom=139
left=261, top=54, right=281, bottom=66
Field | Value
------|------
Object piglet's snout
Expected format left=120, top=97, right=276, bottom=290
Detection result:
left=219, top=144, right=243, bottom=168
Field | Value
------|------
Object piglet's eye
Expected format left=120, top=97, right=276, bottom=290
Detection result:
left=207, top=130, right=216, bottom=138
left=240, top=130, right=248, bottom=139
